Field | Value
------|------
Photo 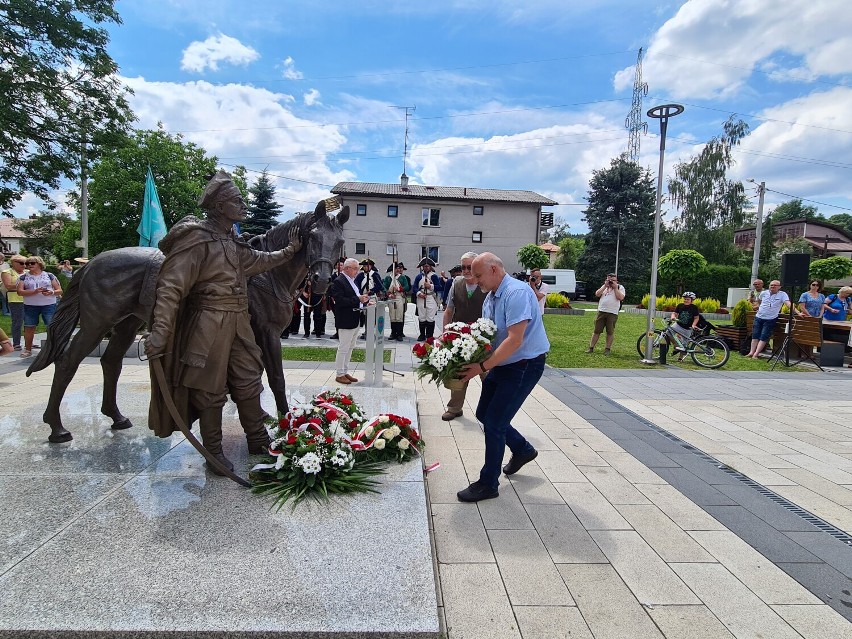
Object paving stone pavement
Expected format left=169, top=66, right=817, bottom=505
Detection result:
left=4, top=322, right=852, bottom=638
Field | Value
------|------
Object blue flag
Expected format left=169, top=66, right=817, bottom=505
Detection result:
left=137, top=166, right=167, bottom=247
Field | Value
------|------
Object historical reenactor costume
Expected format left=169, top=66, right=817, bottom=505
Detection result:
left=354, top=258, right=385, bottom=336
left=145, top=170, right=302, bottom=474
left=412, top=257, right=442, bottom=341
left=383, top=262, right=411, bottom=341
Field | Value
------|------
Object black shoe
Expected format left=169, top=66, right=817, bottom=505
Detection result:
left=281, top=333, right=289, bottom=339
left=457, top=481, right=499, bottom=503
left=359, top=334, right=366, bottom=340
left=502, top=449, right=538, bottom=476
left=331, top=334, right=339, bottom=340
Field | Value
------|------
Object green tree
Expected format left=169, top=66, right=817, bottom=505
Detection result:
left=12, top=211, right=76, bottom=259
left=657, top=249, right=707, bottom=295
left=575, top=156, right=656, bottom=292
left=0, top=0, right=134, bottom=212
left=517, top=244, right=549, bottom=271
left=810, top=256, right=852, bottom=282
left=554, top=237, right=584, bottom=269
left=540, top=215, right=571, bottom=244
left=243, top=169, right=282, bottom=235
left=769, top=199, right=821, bottom=223
left=81, top=126, right=217, bottom=254
left=667, top=115, right=750, bottom=233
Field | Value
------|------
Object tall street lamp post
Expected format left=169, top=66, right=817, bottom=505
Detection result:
left=642, top=104, right=684, bottom=364
left=614, top=221, right=624, bottom=276
left=748, top=179, right=766, bottom=286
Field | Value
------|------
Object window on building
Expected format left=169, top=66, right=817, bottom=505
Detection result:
left=386, top=244, right=395, bottom=255
left=355, top=242, right=366, bottom=254
left=472, top=231, right=482, bottom=243
left=357, top=204, right=367, bottom=216
left=421, top=246, right=440, bottom=263
left=387, top=205, right=398, bottom=218
left=473, top=205, right=484, bottom=216
left=421, top=207, right=440, bottom=227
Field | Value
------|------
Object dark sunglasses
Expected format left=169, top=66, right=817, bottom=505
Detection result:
left=25, top=261, right=37, bottom=265
left=810, top=282, right=819, bottom=286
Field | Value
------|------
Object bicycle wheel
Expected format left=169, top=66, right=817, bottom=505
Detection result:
left=690, top=336, right=730, bottom=369
left=636, top=330, right=665, bottom=360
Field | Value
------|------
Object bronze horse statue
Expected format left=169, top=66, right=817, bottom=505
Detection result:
left=27, top=201, right=348, bottom=444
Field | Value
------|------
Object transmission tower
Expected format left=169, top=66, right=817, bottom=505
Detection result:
left=625, top=47, right=648, bottom=162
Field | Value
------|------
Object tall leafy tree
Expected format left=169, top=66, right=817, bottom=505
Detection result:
left=668, top=115, right=750, bottom=233
left=575, top=156, right=656, bottom=291
left=554, top=237, right=584, bottom=269
left=517, top=244, right=549, bottom=271
left=0, top=0, right=134, bottom=212
left=769, top=199, right=821, bottom=223
left=243, top=169, right=282, bottom=235
left=81, top=126, right=217, bottom=254
left=827, top=213, right=852, bottom=236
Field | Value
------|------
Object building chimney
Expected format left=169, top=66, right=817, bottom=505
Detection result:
left=400, top=172, right=409, bottom=187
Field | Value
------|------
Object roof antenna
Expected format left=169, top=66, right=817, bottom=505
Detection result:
left=392, top=105, right=415, bottom=184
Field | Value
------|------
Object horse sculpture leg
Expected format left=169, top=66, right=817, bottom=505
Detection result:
left=43, top=323, right=114, bottom=442
left=99, top=316, right=143, bottom=431
left=257, top=328, right=289, bottom=416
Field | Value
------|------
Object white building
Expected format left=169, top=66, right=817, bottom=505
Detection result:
left=0, top=218, right=26, bottom=255
left=331, top=177, right=557, bottom=274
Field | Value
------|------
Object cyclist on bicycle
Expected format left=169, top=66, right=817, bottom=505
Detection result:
left=669, top=292, right=700, bottom=351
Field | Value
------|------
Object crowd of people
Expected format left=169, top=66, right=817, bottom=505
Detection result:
left=1, top=254, right=80, bottom=358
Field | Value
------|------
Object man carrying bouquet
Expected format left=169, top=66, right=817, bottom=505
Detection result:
left=455, top=252, right=550, bottom=503
left=441, top=252, right=486, bottom=421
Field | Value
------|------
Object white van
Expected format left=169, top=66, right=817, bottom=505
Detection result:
left=538, top=269, right=577, bottom=299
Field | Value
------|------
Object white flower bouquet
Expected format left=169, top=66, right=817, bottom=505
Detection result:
left=412, top=318, right=497, bottom=389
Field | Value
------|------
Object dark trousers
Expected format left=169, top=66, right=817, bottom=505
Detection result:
left=475, top=356, right=545, bottom=490
left=8, top=302, right=23, bottom=347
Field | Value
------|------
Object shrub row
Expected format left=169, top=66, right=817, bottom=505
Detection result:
left=638, top=294, right=721, bottom=313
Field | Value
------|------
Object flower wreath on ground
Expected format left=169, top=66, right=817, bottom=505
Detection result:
left=250, top=391, right=424, bottom=508
left=412, top=318, right=497, bottom=389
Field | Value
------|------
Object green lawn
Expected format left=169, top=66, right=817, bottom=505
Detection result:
left=0, top=314, right=48, bottom=336
left=281, top=346, right=391, bottom=363
left=542, top=312, right=811, bottom=372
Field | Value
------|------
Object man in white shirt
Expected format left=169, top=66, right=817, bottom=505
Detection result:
left=586, top=273, right=625, bottom=355
left=746, top=279, right=789, bottom=359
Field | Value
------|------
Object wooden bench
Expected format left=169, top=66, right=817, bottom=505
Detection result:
left=789, top=315, right=845, bottom=367
left=744, top=311, right=789, bottom=353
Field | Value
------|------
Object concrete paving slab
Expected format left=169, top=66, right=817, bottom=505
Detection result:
left=770, top=605, right=852, bottom=639
left=513, top=606, right=593, bottom=639
left=439, top=563, right=520, bottom=639
left=646, top=605, right=735, bottom=639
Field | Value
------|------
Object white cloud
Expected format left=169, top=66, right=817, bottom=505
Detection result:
left=122, top=76, right=355, bottom=214
left=180, top=34, right=260, bottom=73
left=282, top=57, right=304, bottom=80
left=730, top=87, right=852, bottom=210
left=614, top=0, right=852, bottom=99
left=303, top=89, right=321, bottom=106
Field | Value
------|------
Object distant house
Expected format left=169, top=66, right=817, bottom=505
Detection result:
left=539, top=241, right=560, bottom=268
left=331, top=176, right=557, bottom=274
left=0, top=218, right=26, bottom=255
left=734, top=218, right=852, bottom=258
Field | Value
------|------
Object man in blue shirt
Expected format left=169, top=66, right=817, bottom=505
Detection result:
left=455, top=252, right=550, bottom=502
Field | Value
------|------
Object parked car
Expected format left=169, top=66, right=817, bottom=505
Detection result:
left=574, top=281, right=587, bottom=300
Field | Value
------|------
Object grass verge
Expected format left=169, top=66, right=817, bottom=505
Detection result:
left=281, top=346, right=392, bottom=363
left=543, top=312, right=812, bottom=372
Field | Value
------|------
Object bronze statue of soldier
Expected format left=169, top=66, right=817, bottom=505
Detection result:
left=144, top=170, right=301, bottom=474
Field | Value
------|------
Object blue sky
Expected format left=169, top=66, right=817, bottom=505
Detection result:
left=16, top=0, right=852, bottom=233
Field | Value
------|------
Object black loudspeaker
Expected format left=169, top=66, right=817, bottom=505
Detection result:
left=780, top=253, right=811, bottom=288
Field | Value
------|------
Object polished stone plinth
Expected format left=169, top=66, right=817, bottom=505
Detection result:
left=0, top=369, right=438, bottom=638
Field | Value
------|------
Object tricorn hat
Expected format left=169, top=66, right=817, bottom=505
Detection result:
left=418, top=257, right=436, bottom=268
left=386, top=262, right=407, bottom=272
left=449, top=265, right=462, bottom=275
left=359, top=258, right=375, bottom=267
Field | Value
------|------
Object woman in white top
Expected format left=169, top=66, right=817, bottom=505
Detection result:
left=15, top=256, right=62, bottom=357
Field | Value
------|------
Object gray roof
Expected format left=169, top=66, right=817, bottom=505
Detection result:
left=332, top=181, right=558, bottom=206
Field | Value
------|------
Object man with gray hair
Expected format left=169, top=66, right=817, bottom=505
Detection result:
left=145, top=170, right=302, bottom=474
left=441, top=251, right=486, bottom=421
left=329, top=257, right=372, bottom=384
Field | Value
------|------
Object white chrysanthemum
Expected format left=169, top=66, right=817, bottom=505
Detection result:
left=298, top=452, right=322, bottom=474
left=429, top=347, right=452, bottom=371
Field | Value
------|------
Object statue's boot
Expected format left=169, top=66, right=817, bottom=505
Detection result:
left=237, top=399, right=272, bottom=454
left=198, top=407, right=234, bottom=475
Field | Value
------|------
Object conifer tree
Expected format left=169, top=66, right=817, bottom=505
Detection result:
left=243, top=170, right=282, bottom=235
